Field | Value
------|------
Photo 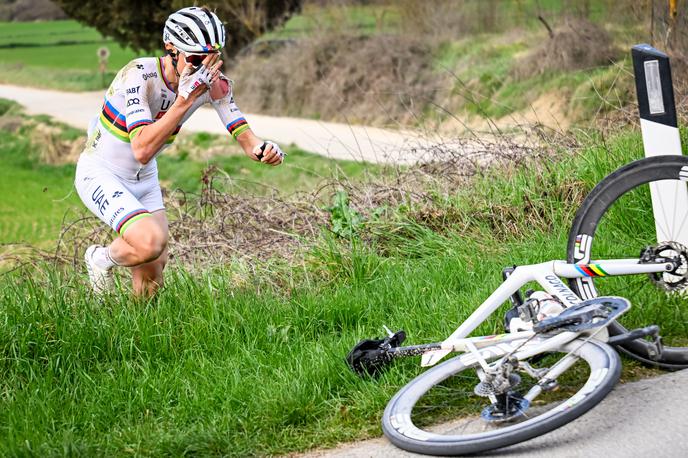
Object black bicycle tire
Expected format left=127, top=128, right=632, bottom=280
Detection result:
left=382, top=340, right=620, bottom=456
left=567, top=154, right=688, bottom=369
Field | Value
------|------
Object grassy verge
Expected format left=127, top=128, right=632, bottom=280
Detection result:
left=1, top=124, right=685, bottom=455
left=0, top=105, right=378, bottom=247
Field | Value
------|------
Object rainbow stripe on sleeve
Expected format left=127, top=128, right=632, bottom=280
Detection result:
left=115, top=209, right=151, bottom=234
left=100, top=98, right=181, bottom=144
left=226, top=117, right=250, bottom=140
left=100, top=100, right=130, bottom=142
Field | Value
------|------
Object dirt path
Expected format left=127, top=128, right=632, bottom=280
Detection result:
left=0, top=84, right=437, bottom=164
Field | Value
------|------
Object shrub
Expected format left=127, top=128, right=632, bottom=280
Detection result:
left=512, top=18, right=619, bottom=80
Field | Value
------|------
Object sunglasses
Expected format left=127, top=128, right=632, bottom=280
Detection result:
left=183, top=51, right=218, bottom=67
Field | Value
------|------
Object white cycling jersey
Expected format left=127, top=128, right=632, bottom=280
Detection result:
left=83, top=56, right=250, bottom=180
left=76, top=56, right=251, bottom=234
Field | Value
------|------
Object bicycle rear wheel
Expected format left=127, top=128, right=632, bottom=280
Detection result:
left=568, top=155, right=688, bottom=368
left=382, top=340, right=620, bottom=456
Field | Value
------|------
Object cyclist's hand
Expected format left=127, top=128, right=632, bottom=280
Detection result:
left=252, top=141, right=285, bottom=166
left=177, top=62, right=210, bottom=103
left=202, top=52, right=221, bottom=70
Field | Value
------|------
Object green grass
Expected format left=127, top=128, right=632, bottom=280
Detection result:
left=430, top=29, right=634, bottom=124
left=0, top=127, right=81, bottom=246
left=159, top=133, right=379, bottom=197
left=0, top=20, right=144, bottom=91
left=0, top=20, right=101, bottom=45
left=1, top=122, right=686, bottom=455
left=263, top=3, right=400, bottom=40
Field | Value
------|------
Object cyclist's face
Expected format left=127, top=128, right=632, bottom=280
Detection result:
left=182, top=51, right=219, bottom=68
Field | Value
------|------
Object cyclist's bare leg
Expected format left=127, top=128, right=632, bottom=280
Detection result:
left=131, top=245, right=168, bottom=297
left=129, top=212, right=169, bottom=296
left=108, top=211, right=168, bottom=267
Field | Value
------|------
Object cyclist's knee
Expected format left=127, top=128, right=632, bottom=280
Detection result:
left=139, top=230, right=167, bottom=262
left=123, top=217, right=168, bottom=263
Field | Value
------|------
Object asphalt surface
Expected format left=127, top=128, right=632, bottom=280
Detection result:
left=0, top=84, right=437, bottom=164
left=302, top=369, right=688, bottom=458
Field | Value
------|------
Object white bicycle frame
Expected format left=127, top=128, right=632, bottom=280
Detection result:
left=420, top=258, right=672, bottom=367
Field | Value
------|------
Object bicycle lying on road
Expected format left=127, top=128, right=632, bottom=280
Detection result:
left=346, top=155, right=688, bottom=455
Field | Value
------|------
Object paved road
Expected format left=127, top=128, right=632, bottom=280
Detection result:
left=302, top=369, right=688, bottom=457
left=0, top=84, right=434, bottom=164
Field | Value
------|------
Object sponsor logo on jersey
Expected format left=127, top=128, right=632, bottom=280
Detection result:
left=128, top=108, right=145, bottom=115
left=142, top=72, right=157, bottom=81
left=127, top=98, right=140, bottom=107
left=90, top=129, right=102, bottom=149
left=160, top=99, right=171, bottom=111
left=91, top=185, right=110, bottom=216
left=127, top=86, right=140, bottom=95
left=112, top=191, right=123, bottom=198
left=136, top=64, right=144, bottom=70
left=108, top=207, right=125, bottom=226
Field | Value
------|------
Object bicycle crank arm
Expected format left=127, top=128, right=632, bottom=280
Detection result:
left=387, top=343, right=442, bottom=359
left=608, top=325, right=664, bottom=360
left=607, top=325, right=659, bottom=345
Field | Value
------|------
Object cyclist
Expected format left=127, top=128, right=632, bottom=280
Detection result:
left=75, top=6, right=285, bottom=297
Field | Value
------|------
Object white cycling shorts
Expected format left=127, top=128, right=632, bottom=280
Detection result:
left=74, top=153, right=164, bottom=234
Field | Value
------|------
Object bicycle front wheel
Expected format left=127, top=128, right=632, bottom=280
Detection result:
left=382, top=340, right=620, bottom=456
left=568, top=155, right=688, bottom=368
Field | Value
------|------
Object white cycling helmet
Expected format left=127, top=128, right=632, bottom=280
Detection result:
left=163, top=6, right=225, bottom=53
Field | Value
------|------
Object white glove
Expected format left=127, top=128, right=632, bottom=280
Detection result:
left=253, top=141, right=286, bottom=163
left=178, top=64, right=212, bottom=99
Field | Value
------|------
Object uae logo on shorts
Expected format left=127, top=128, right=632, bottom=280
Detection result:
left=112, top=191, right=124, bottom=198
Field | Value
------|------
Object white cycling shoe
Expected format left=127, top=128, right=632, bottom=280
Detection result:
left=84, top=244, right=114, bottom=295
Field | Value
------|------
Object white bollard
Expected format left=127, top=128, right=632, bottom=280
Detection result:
left=632, top=44, right=688, bottom=245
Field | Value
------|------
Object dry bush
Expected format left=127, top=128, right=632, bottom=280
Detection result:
left=8, top=130, right=548, bottom=274
left=513, top=18, right=618, bottom=80
left=229, top=33, right=442, bottom=126
left=0, top=112, right=83, bottom=165
left=397, top=0, right=502, bottom=40
left=30, top=124, right=83, bottom=165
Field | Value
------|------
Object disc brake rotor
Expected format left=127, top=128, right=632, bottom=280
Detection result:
left=640, top=241, right=688, bottom=292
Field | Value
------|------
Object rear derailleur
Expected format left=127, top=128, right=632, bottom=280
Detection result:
left=474, top=357, right=530, bottom=423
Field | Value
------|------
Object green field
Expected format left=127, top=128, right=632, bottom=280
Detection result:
left=1, top=105, right=685, bottom=454
left=0, top=20, right=143, bottom=91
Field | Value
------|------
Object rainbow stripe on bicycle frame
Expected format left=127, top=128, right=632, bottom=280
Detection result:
left=574, top=264, right=609, bottom=277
